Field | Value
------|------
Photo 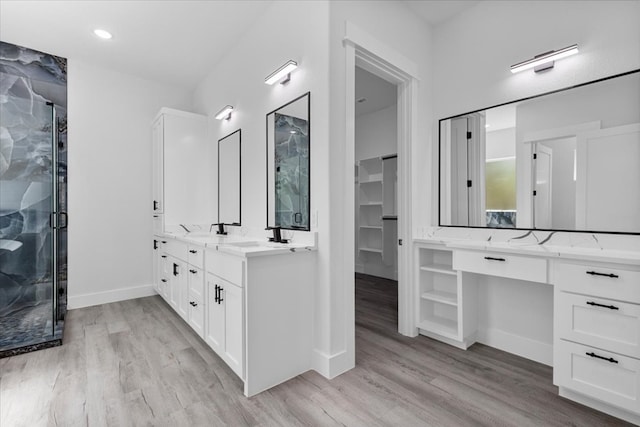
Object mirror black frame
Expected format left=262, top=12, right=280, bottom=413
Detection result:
left=218, top=129, right=241, bottom=227
left=266, top=92, right=311, bottom=231
left=438, top=69, right=640, bottom=235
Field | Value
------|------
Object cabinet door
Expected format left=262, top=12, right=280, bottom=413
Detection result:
left=152, top=116, right=164, bottom=213
left=206, top=274, right=225, bottom=355
left=224, top=282, right=244, bottom=379
left=188, top=267, right=205, bottom=337
left=160, top=254, right=171, bottom=301
left=152, top=239, right=160, bottom=292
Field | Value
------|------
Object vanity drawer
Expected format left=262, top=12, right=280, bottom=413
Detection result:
left=187, top=265, right=205, bottom=297
left=453, top=250, right=547, bottom=283
left=206, top=249, right=244, bottom=286
left=557, top=291, right=640, bottom=358
left=556, top=340, right=640, bottom=413
left=555, top=261, right=640, bottom=304
left=164, top=239, right=188, bottom=261
left=187, top=245, right=204, bottom=269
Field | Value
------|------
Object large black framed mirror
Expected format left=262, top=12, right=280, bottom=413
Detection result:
left=266, top=92, right=311, bottom=231
left=439, top=69, right=640, bottom=235
left=218, top=129, right=241, bottom=226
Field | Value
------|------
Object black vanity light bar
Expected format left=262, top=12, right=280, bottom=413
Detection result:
left=510, top=44, right=579, bottom=74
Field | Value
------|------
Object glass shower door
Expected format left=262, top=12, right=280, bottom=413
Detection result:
left=0, top=95, right=57, bottom=351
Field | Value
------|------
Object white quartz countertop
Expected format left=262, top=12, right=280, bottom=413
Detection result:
left=161, top=232, right=316, bottom=258
left=414, top=237, right=640, bottom=265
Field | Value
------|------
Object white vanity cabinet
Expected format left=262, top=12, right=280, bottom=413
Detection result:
left=205, top=272, right=243, bottom=378
left=553, top=260, right=640, bottom=421
left=151, top=108, right=212, bottom=230
left=205, top=246, right=315, bottom=397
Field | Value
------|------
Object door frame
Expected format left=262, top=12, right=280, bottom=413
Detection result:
left=344, top=22, right=419, bottom=344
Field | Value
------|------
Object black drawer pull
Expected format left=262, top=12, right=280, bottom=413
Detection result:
left=214, top=285, right=219, bottom=303
left=161, top=279, right=167, bottom=283
left=189, top=250, right=197, bottom=254
left=161, top=255, right=167, bottom=259
left=189, top=269, right=197, bottom=274
left=586, top=271, right=619, bottom=278
left=586, top=301, right=619, bottom=310
left=189, top=301, right=197, bottom=307
left=484, top=256, right=506, bottom=262
left=173, top=263, right=179, bottom=276
left=586, top=352, right=618, bottom=364
left=161, top=241, right=167, bottom=244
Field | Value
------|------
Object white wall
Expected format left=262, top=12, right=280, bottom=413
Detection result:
left=431, top=0, right=640, bottom=363
left=328, top=0, right=433, bottom=376
left=355, top=105, right=397, bottom=161
left=191, top=0, right=331, bottom=374
left=67, top=60, right=192, bottom=308
left=355, top=105, right=397, bottom=279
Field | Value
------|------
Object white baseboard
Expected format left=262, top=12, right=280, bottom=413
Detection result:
left=312, top=348, right=354, bottom=379
left=477, top=327, right=553, bottom=366
left=68, top=284, right=157, bottom=309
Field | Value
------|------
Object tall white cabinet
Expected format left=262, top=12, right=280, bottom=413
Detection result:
left=356, top=155, right=398, bottom=279
left=151, top=108, right=212, bottom=231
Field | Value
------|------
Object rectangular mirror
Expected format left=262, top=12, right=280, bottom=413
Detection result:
left=266, top=92, right=310, bottom=230
left=439, top=69, right=640, bottom=234
left=218, top=129, right=241, bottom=225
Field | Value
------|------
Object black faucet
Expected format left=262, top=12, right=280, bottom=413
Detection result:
left=211, top=223, right=227, bottom=235
left=266, top=226, right=288, bottom=243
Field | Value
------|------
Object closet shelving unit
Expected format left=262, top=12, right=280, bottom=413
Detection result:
left=357, top=155, right=397, bottom=276
left=415, top=243, right=477, bottom=349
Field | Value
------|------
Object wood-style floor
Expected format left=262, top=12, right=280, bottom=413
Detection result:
left=0, top=274, right=632, bottom=426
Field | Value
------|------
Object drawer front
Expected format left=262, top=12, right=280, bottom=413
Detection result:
left=453, top=250, right=547, bottom=283
left=206, top=250, right=243, bottom=286
left=187, top=266, right=204, bottom=298
left=555, top=261, right=640, bottom=303
left=187, top=245, right=205, bottom=269
left=188, top=292, right=205, bottom=338
left=165, top=239, right=188, bottom=261
left=557, top=291, right=640, bottom=358
left=556, top=340, right=640, bottom=413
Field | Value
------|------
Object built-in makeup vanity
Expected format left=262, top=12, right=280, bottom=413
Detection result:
left=415, top=237, right=640, bottom=424
left=430, top=68, right=640, bottom=423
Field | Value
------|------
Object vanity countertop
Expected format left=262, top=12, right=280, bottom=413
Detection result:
left=161, top=232, right=316, bottom=258
left=414, top=237, right=640, bottom=266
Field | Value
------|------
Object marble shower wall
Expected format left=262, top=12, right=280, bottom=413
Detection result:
left=0, top=41, right=67, bottom=353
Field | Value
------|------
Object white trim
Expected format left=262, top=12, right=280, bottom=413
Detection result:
left=312, top=349, right=352, bottom=379
left=343, top=22, right=419, bottom=356
left=522, top=121, right=601, bottom=143
left=477, top=327, right=553, bottom=366
left=344, top=22, right=419, bottom=80
left=67, top=284, right=157, bottom=309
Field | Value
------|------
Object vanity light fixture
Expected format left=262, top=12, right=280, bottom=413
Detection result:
left=215, top=105, right=234, bottom=121
left=265, top=60, right=298, bottom=85
left=93, top=29, right=113, bottom=40
left=510, top=44, right=579, bottom=73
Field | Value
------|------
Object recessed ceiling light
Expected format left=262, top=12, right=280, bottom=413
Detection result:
left=94, top=29, right=113, bottom=40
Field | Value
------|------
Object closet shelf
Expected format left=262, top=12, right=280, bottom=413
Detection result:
left=421, top=290, right=457, bottom=306
left=420, top=263, right=457, bottom=276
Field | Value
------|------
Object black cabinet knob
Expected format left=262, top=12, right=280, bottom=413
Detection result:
left=189, top=250, right=197, bottom=254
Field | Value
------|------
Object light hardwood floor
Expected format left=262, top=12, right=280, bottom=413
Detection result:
left=0, top=274, right=632, bottom=426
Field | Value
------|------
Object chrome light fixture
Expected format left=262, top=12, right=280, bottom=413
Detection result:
left=510, top=44, right=579, bottom=73
left=215, top=105, right=234, bottom=121
left=265, top=60, right=298, bottom=85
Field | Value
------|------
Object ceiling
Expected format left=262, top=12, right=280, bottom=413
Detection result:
left=0, top=0, right=273, bottom=91
left=404, top=0, right=480, bottom=26
left=355, top=67, right=397, bottom=117
left=0, top=1, right=479, bottom=91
